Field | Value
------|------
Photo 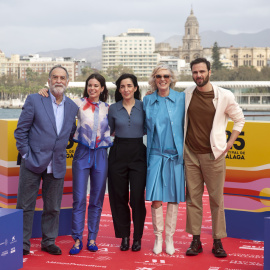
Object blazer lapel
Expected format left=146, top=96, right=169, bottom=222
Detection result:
left=42, top=94, right=57, bottom=135
left=60, top=98, right=70, bottom=135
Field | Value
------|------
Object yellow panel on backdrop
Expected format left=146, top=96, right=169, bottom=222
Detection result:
left=0, top=120, right=20, bottom=162
left=226, top=121, right=270, bottom=168
left=0, top=119, right=77, bottom=210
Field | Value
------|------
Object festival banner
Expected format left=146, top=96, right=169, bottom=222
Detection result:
left=224, top=121, right=270, bottom=240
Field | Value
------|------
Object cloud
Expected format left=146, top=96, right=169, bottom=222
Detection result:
left=0, top=0, right=269, bottom=56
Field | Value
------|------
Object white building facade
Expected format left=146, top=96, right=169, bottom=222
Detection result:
left=159, top=56, right=186, bottom=75
left=102, top=29, right=160, bottom=77
left=0, top=51, right=89, bottom=82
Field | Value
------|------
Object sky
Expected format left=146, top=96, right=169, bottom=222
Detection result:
left=1, top=0, right=269, bottom=56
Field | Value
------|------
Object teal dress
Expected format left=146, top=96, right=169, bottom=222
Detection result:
left=143, top=90, right=185, bottom=203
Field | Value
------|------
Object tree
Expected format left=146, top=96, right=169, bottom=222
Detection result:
left=76, top=67, right=97, bottom=82
left=25, top=68, right=38, bottom=81
left=178, top=73, right=193, bottom=81
left=76, top=67, right=111, bottom=82
left=210, top=68, right=233, bottom=81
left=260, top=66, right=270, bottom=80
left=236, top=66, right=261, bottom=81
left=211, top=42, right=223, bottom=71
left=105, top=65, right=134, bottom=81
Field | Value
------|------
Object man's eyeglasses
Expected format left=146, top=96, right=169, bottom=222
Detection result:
left=155, top=74, right=170, bottom=79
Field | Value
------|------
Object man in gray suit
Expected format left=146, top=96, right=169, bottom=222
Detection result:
left=15, top=65, right=78, bottom=255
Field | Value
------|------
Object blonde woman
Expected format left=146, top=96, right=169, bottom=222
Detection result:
left=143, top=64, right=185, bottom=255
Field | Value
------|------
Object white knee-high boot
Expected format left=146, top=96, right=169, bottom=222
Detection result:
left=151, top=205, right=164, bottom=254
left=165, top=203, right=179, bottom=255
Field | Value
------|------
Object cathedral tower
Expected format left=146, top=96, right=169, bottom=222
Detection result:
left=181, top=8, right=203, bottom=62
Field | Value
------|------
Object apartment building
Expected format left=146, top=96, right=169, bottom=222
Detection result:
left=102, top=29, right=160, bottom=77
left=0, top=51, right=78, bottom=81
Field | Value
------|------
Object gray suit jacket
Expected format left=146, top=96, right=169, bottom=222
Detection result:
left=14, top=92, right=78, bottom=178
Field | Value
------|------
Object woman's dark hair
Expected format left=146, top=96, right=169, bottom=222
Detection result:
left=115, top=73, right=141, bottom=102
left=83, top=73, right=108, bottom=102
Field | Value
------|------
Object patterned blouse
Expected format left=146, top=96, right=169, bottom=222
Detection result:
left=73, top=97, right=113, bottom=149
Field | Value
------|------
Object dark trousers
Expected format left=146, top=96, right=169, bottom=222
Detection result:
left=16, top=159, right=64, bottom=251
left=108, top=137, right=147, bottom=240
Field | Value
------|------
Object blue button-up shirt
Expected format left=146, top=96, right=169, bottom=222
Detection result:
left=47, top=92, right=65, bottom=173
left=108, top=99, right=144, bottom=138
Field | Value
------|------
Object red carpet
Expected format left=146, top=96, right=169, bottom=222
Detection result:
left=22, top=191, right=264, bottom=270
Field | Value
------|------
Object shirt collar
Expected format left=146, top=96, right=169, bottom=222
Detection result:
left=134, top=99, right=142, bottom=110
left=116, top=99, right=141, bottom=111
left=150, top=88, right=176, bottom=104
left=49, top=90, right=66, bottom=105
left=85, top=97, right=100, bottom=107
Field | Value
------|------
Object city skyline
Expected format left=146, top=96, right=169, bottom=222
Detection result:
left=1, top=0, right=270, bottom=57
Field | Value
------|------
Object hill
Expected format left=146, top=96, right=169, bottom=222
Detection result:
left=162, top=29, right=270, bottom=48
left=37, top=46, right=102, bottom=69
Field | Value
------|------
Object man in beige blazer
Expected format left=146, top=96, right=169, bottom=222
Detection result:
left=184, top=58, right=245, bottom=258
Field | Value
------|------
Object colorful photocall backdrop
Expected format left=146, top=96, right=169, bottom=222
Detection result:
left=225, top=121, right=270, bottom=241
left=0, top=119, right=78, bottom=237
left=0, top=119, right=269, bottom=241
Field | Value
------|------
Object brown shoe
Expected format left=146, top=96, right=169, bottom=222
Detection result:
left=212, top=240, right=227, bottom=258
left=186, top=239, right=203, bottom=256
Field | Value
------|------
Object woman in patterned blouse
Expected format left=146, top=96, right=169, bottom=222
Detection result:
left=70, top=73, right=112, bottom=254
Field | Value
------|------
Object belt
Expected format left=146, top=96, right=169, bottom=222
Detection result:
left=150, top=149, right=182, bottom=197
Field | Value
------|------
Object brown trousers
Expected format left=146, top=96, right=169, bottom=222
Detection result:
left=184, top=145, right=227, bottom=239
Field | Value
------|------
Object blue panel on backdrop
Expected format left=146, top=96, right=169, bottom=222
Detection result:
left=264, top=217, right=270, bottom=270
left=31, top=208, right=72, bottom=238
left=0, top=209, right=23, bottom=270
left=225, top=209, right=270, bottom=241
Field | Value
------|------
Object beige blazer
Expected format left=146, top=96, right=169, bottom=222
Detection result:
left=184, top=84, right=245, bottom=159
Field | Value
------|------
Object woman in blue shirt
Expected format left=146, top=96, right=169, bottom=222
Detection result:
left=143, top=64, right=185, bottom=255
left=108, top=74, right=147, bottom=252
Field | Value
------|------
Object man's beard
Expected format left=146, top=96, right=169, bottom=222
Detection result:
left=50, top=84, right=66, bottom=96
left=193, top=73, right=210, bottom=87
